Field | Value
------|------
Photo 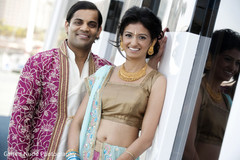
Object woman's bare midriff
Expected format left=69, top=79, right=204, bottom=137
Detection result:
left=96, top=119, right=139, bottom=147
left=196, top=142, right=221, bottom=160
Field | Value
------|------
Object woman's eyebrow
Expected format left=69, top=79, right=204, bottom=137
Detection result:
left=124, top=31, right=149, bottom=37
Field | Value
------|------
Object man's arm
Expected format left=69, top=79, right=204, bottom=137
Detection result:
left=7, top=54, right=43, bottom=159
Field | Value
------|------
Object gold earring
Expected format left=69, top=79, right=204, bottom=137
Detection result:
left=148, top=39, right=157, bottom=55
left=148, top=46, right=154, bottom=55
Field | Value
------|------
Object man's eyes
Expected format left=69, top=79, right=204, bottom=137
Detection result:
left=73, top=21, right=97, bottom=28
left=88, top=23, right=97, bottom=28
left=74, top=21, right=83, bottom=25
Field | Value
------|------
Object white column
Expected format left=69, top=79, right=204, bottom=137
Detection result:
left=145, top=32, right=200, bottom=160
left=219, top=76, right=240, bottom=160
left=43, top=0, right=69, bottom=50
left=25, top=0, right=38, bottom=53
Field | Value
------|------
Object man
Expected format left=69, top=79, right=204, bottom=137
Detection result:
left=7, top=1, right=112, bottom=159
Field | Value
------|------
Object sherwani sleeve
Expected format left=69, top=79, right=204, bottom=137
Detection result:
left=7, top=53, right=43, bottom=159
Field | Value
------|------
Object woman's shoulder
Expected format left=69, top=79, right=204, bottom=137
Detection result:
left=148, top=69, right=166, bottom=83
left=141, top=69, right=166, bottom=91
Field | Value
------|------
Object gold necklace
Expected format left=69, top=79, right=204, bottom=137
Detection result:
left=118, top=63, right=147, bottom=82
left=205, top=81, right=223, bottom=102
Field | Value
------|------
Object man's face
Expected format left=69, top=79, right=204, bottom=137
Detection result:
left=65, top=9, right=102, bottom=52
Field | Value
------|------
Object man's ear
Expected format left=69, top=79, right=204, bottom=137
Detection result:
left=65, top=21, right=69, bottom=34
left=96, top=26, right=102, bottom=39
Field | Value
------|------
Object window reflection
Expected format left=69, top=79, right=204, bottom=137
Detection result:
left=183, top=29, right=240, bottom=160
left=189, top=0, right=220, bottom=37
left=157, top=0, right=196, bottom=32
left=104, top=0, right=123, bottom=33
left=142, top=0, right=160, bottom=14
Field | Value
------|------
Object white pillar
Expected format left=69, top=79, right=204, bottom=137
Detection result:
left=43, top=0, right=69, bottom=50
left=219, top=76, right=240, bottom=160
left=25, top=0, right=38, bottom=53
left=145, top=32, right=200, bottom=160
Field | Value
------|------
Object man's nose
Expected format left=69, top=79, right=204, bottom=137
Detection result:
left=80, top=23, right=89, bottom=32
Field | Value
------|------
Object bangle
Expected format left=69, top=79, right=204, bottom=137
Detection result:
left=66, top=154, right=80, bottom=160
left=125, top=150, right=136, bottom=160
left=66, top=149, right=80, bottom=160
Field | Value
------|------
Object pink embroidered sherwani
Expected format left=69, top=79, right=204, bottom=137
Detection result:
left=7, top=41, right=112, bottom=160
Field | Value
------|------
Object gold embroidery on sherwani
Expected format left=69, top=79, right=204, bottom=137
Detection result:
left=46, top=41, right=69, bottom=160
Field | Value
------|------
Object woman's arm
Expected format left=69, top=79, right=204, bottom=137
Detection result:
left=182, top=90, right=202, bottom=160
left=117, top=75, right=167, bottom=160
left=67, top=94, right=89, bottom=150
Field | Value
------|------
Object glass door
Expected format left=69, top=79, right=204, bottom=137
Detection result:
left=172, top=0, right=240, bottom=159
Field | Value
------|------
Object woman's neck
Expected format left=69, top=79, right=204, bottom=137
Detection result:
left=203, top=74, right=222, bottom=92
left=123, top=60, right=147, bottom=73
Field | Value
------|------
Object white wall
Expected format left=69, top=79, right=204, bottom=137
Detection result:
left=146, top=32, right=199, bottom=160
left=219, top=77, right=240, bottom=160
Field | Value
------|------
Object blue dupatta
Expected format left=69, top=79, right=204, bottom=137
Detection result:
left=79, top=65, right=112, bottom=160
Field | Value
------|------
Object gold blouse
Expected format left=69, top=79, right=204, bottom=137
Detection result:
left=101, top=69, right=161, bottom=129
left=196, top=82, right=231, bottom=145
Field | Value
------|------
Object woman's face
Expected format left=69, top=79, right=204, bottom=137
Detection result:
left=121, top=22, right=153, bottom=60
left=214, top=49, right=240, bottom=81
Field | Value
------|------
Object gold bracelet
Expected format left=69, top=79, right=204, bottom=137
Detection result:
left=125, top=150, right=135, bottom=160
left=65, top=148, right=79, bottom=158
left=66, top=152, right=79, bottom=158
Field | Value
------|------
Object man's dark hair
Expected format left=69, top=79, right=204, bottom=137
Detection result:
left=66, top=1, right=103, bottom=28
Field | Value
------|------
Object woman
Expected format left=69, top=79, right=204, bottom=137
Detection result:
left=183, top=29, right=240, bottom=160
left=66, top=6, right=167, bottom=160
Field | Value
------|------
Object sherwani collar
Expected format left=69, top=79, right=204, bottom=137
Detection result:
left=46, top=40, right=69, bottom=160
left=61, top=39, right=96, bottom=75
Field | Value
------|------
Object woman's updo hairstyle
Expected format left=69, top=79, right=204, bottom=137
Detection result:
left=116, top=6, right=163, bottom=58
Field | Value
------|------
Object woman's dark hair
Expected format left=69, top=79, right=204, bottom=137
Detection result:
left=209, top=29, right=240, bottom=56
left=66, top=1, right=102, bottom=28
left=207, top=29, right=240, bottom=80
left=116, top=6, right=163, bottom=58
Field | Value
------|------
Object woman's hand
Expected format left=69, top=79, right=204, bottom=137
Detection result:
left=148, top=27, right=169, bottom=69
left=117, top=151, right=135, bottom=160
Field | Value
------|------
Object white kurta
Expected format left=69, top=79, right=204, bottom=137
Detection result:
left=56, top=46, right=90, bottom=159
